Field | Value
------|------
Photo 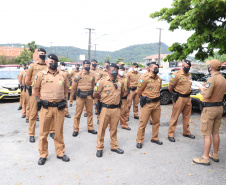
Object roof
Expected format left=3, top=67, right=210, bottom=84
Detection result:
left=144, top=54, right=169, bottom=60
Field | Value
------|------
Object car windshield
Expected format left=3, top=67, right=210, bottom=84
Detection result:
left=199, top=74, right=210, bottom=82
left=159, top=73, right=172, bottom=82
left=0, top=70, right=19, bottom=79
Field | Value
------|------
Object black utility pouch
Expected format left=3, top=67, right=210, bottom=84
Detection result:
left=140, top=96, right=147, bottom=107
left=79, top=91, right=88, bottom=98
left=58, top=99, right=67, bottom=110
left=42, top=100, right=49, bottom=109
left=172, top=92, right=179, bottom=103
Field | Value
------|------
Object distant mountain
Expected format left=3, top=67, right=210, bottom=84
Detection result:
left=0, top=43, right=171, bottom=63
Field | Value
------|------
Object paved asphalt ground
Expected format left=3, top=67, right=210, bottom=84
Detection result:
left=0, top=99, right=226, bottom=185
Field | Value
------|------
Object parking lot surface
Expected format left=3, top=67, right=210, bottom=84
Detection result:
left=0, top=100, right=226, bottom=185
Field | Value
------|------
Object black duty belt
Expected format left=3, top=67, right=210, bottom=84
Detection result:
left=129, top=87, right=137, bottom=91
left=146, top=97, right=160, bottom=103
left=202, top=102, right=222, bottom=107
left=48, top=102, right=59, bottom=107
left=80, top=90, right=93, bottom=95
left=178, top=93, right=190, bottom=97
left=121, top=96, right=127, bottom=100
left=102, top=103, right=120, bottom=109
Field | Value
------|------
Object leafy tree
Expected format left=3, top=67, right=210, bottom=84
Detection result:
left=138, top=63, right=144, bottom=68
left=150, top=0, right=226, bottom=62
left=105, top=56, right=112, bottom=61
left=116, top=57, right=125, bottom=64
left=15, top=45, right=31, bottom=65
left=28, top=41, right=37, bottom=60
left=59, top=57, right=74, bottom=63
left=0, top=55, right=7, bottom=65
left=98, top=61, right=104, bottom=67
left=206, top=53, right=226, bottom=62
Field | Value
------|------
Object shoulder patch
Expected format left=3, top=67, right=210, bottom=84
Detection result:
left=206, top=83, right=210, bottom=88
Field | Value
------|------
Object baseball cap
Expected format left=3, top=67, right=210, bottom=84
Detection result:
left=206, top=59, right=221, bottom=70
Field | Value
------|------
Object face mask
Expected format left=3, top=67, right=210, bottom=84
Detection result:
left=49, top=62, right=58, bottom=70
left=92, top=64, right=97, bottom=68
left=153, top=68, right=159, bottom=74
left=85, top=67, right=90, bottom=71
left=39, top=54, right=46, bottom=60
left=119, top=71, right=125, bottom=76
left=183, top=66, right=190, bottom=73
left=134, top=68, right=138, bottom=72
left=112, top=70, right=118, bottom=77
left=61, top=66, right=65, bottom=70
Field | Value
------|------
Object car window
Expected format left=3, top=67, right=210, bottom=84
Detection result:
left=0, top=71, right=19, bottom=79
left=159, top=73, right=172, bottom=82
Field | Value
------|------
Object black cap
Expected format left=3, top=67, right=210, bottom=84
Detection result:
left=109, top=63, right=119, bottom=70
left=38, top=48, right=46, bottom=53
left=48, top=54, right=58, bottom=62
left=149, top=62, right=159, bottom=67
left=91, top=59, right=97, bottom=63
left=105, top=60, right=110, bottom=64
left=83, top=60, right=91, bottom=65
left=60, top=62, right=66, bottom=66
left=133, top=63, right=138, bottom=67
left=76, top=64, right=80, bottom=67
left=184, top=59, right=191, bottom=67
left=119, top=66, right=125, bottom=70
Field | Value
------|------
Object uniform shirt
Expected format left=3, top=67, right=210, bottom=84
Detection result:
left=74, top=70, right=95, bottom=91
left=202, top=71, right=226, bottom=103
left=26, top=60, right=47, bottom=86
left=17, top=71, right=22, bottom=84
left=18, top=70, right=25, bottom=85
left=137, top=73, right=162, bottom=99
left=21, top=70, right=27, bottom=86
left=169, top=69, right=192, bottom=94
left=90, top=67, right=100, bottom=83
left=69, top=69, right=80, bottom=79
left=127, top=70, right=141, bottom=88
left=94, top=76, right=124, bottom=105
left=97, top=68, right=108, bottom=81
left=59, top=69, right=70, bottom=88
left=33, top=69, right=68, bottom=103
left=118, top=74, right=127, bottom=97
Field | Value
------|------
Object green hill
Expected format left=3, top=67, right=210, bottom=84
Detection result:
left=0, top=42, right=171, bottom=63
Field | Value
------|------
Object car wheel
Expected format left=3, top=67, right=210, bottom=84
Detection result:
left=223, top=97, right=226, bottom=116
left=160, top=91, right=170, bottom=105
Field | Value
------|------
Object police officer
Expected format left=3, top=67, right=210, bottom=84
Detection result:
left=127, top=63, right=140, bottom=120
left=59, top=62, right=71, bottom=118
left=69, top=64, right=80, bottom=107
left=33, top=54, right=70, bottom=165
left=168, top=59, right=195, bottom=142
left=83, top=59, right=100, bottom=117
left=25, top=48, right=47, bottom=143
left=97, top=60, right=110, bottom=81
left=17, top=69, right=23, bottom=110
left=118, top=65, right=131, bottom=130
left=193, top=59, right=226, bottom=165
left=72, top=60, right=97, bottom=137
left=94, top=63, right=125, bottom=157
left=18, top=63, right=27, bottom=118
left=136, top=62, right=163, bottom=148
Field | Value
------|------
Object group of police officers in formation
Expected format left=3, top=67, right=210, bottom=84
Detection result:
left=17, top=48, right=226, bottom=166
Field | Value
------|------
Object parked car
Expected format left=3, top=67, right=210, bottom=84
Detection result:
left=0, top=68, right=21, bottom=100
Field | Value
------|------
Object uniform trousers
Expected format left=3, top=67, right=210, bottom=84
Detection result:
left=168, top=97, right=191, bottom=137
left=29, top=93, right=38, bottom=136
left=39, top=107, right=65, bottom=158
left=127, top=90, right=139, bottom=117
left=97, top=107, right=120, bottom=150
left=136, top=101, right=161, bottom=143
left=120, top=99, right=129, bottom=128
left=73, top=96, right=94, bottom=131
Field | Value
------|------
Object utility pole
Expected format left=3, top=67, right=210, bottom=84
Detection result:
left=94, top=44, right=98, bottom=59
left=156, top=28, right=163, bottom=65
left=50, top=42, right=54, bottom=53
left=85, top=28, right=95, bottom=61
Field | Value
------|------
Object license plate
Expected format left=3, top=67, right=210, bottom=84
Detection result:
left=8, top=93, right=18, bottom=96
